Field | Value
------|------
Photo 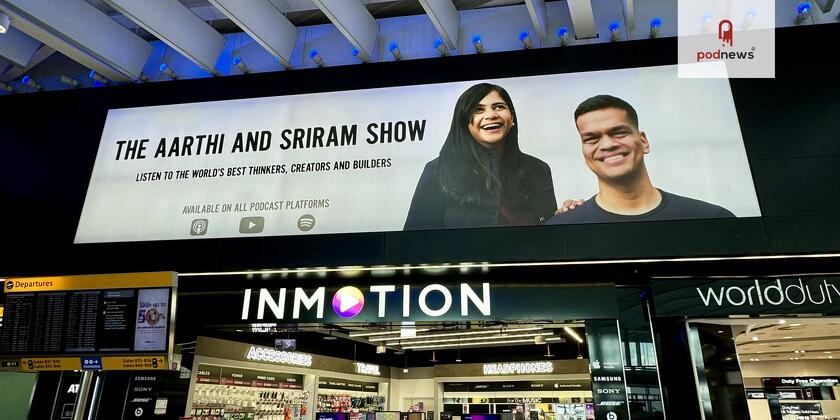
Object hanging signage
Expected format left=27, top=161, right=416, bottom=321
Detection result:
left=482, top=362, right=553, bottom=375
left=101, top=355, right=168, bottom=370
left=238, top=282, right=616, bottom=323
left=652, top=277, right=840, bottom=317
left=0, top=273, right=176, bottom=366
left=21, top=357, right=83, bottom=371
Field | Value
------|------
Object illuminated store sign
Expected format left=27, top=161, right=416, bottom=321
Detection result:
left=241, top=283, right=490, bottom=321
left=653, top=277, right=840, bottom=317
left=244, top=346, right=312, bottom=367
left=482, top=362, right=553, bottom=375
left=354, top=362, right=381, bottom=376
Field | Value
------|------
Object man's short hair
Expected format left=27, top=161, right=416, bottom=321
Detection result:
left=574, top=95, right=639, bottom=129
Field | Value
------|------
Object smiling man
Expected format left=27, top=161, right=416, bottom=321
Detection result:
left=548, top=95, right=734, bottom=224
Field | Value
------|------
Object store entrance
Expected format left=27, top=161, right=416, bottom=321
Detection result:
left=689, top=317, right=840, bottom=420
left=183, top=320, right=601, bottom=420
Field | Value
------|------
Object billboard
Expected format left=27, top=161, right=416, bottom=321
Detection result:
left=76, top=64, right=760, bottom=243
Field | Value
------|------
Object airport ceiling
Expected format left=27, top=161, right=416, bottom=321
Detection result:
left=83, top=0, right=531, bottom=35
left=1, top=0, right=836, bottom=87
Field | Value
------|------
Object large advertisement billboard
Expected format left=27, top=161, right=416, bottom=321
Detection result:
left=75, top=65, right=760, bottom=243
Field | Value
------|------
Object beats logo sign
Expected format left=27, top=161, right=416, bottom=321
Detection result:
left=332, top=286, right=364, bottom=318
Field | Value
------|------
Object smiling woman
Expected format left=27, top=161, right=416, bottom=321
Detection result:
left=403, top=83, right=557, bottom=230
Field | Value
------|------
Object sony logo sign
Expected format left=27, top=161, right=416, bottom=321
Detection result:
left=483, top=362, right=553, bottom=375
left=354, top=362, right=380, bottom=376
left=697, top=279, right=840, bottom=307
left=241, top=283, right=490, bottom=320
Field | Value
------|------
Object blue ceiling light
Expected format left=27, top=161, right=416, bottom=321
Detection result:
left=608, top=21, right=622, bottom=41
left=433, top=37, right=448, bottom=56
left=796, top=2, right=812, bottom=24
left=388, top=41, right=402, bottom=60
left=351, top=47, right=369, bottom=63
left=471, top=34, right=484, bottom=53
left=797, top=2, right=811, bottom=14
left=22, top=75, right=42, bottom=91
left=159, top=63, right=177, bottom=79
left=556, top=26, right=570, bottom=46
left=232, top=55, right=249, bottom=73
left=88, top=70, right=108, bottom=85
left=60, top=75, right=80, bottom=88
left=649, top=17, right=662, bottom=38
left=519, top=30, right=532, bottom=49
left=308, top=49, right=323, bottom=66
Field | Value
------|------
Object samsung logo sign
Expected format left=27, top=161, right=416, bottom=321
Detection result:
left=245, top=346, right=313, bottom=367
left=697, top=279, right=840, bottom=307
left=483, top=362, right=553, bottom=375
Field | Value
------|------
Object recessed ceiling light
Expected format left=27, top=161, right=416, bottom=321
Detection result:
left=783, top=336, right=794, bottom=339
left=752, top=336, right=759, bottom=341
left=791, top=323, right=803, bottom=327
left=756, top=351, right=764, bottom=354
left=779, top=319, right=786, bottom=324
left=824, top=351, right=832, bottom=354
left=717, top=330, right=724, bottom=333
left=830, top=356, right=835, bottom=359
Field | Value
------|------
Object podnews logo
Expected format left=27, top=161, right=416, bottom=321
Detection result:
left=696, top=19, right=756, bottom=62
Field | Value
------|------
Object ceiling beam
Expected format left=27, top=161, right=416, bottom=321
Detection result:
left=0, top=45, right=55, bottom=83
left=0, top=27, right=41, bottom=67
left=524, top=0, right=547, bottom=41
left=207, top=0, right=300, bottom=69
left=566, top=0, right=598, bottom=39
left=0, top=0, right=152, bottom=81
left=310, top=0, right=379, bottom=61
left=104, top=0, right=227, bottom=75
left=419, top=0, right=460, bottom=51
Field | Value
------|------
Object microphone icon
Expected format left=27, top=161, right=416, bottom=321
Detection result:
left=190, top=219, right=208, bottom=236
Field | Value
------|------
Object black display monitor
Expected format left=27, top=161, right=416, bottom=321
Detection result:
left=468, top=405, right=490, bottom=414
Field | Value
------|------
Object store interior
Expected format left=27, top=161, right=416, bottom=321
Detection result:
left=181, top=321, right=597, bottom=420
left=693, top=318, right=840, bottom=420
